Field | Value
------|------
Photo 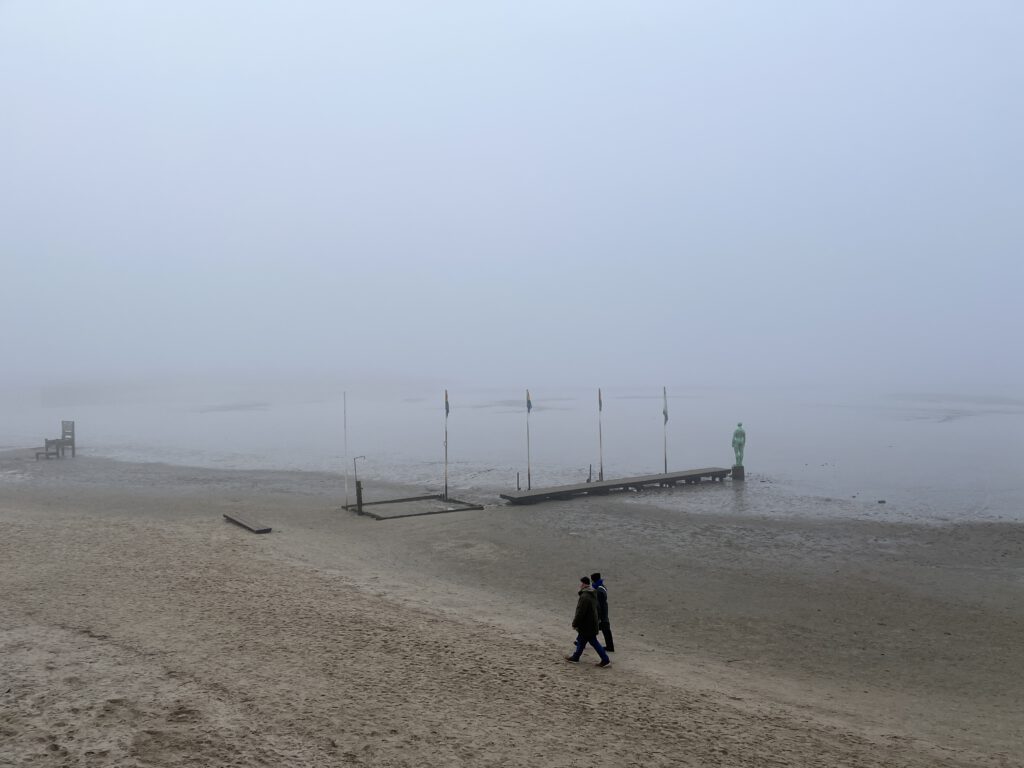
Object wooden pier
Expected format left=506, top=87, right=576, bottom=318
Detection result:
left=499, top=467, right=732, bottom=505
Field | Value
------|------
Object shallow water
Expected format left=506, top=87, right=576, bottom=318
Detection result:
left=2, top=380, right=1021, bottom=523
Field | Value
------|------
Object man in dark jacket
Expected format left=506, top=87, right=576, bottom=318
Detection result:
left=590, top=572, right=615, bottom=652
left=565, top=576, right=611, bottom=667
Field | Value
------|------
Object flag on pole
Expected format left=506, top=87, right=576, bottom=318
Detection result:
left=598, top=388, right=603, bottom=412
left=662, top=386, right=669, bottom=425
left=445, top=389, right=450, bottom=417
left=526, top=389, right=533, bottom=413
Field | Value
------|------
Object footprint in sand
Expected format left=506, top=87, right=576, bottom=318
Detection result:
left=167, top=706, right=201, bottom=723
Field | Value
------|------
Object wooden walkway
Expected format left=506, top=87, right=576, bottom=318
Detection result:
left=499, top=467, right=731, bottom=505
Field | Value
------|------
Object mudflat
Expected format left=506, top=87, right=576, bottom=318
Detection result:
left=1, top=452, right=1021, bottom=767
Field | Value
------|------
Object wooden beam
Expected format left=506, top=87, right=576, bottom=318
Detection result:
left=223, top=513, right=272, bottom=534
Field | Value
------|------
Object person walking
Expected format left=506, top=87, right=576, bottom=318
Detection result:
left=565, top=576, right=611, bottom=667
left=590, top=572, right=615, bottom=653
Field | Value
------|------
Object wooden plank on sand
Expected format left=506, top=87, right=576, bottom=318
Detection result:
left=223, top=513, right=272, bottom=534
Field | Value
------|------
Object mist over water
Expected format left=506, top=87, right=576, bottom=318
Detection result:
left=2, top=4, right=1022, bottom=528
left=4, top=377, right=1021, bottom=524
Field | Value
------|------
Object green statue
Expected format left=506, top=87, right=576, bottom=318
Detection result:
left=731, top=422, right=746, bottom=467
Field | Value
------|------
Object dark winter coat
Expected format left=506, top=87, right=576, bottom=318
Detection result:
left=572, top=587, right=600, bottom=637
left=593, top=583, right=609, bottom=624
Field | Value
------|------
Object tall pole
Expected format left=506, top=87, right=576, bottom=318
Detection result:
left=526, top=389, right=532, bottom=490
left=353, top=454, right=366, bottom=513
left=343, top=391, right=349, bottom=509
left=598, top=387, right=604, bottom=482
left=662, top=386, right=669, bottom=474
left=444, top=389, right=449, bottom=501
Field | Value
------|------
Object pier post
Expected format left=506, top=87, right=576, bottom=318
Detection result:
left=356, top=480, right=364, bottom=514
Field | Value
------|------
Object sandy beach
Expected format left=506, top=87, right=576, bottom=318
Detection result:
left=1, top=451, right=1021, bottom=767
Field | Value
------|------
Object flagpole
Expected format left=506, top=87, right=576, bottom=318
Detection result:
left=662, top=386, right=668, bottom=474
left=598, top=388, right=604, bottom=482
left=443, top=389, right=449, bottom=501
left=526, top=389, right=532, bottom=491
left=527, top=414, right=531, bottom=490
left=343, top=390, right=350, bottom=508
left=663, top=425, right=667, bottom=474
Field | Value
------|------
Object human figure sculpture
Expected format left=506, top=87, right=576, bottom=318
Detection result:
left=732, top=422, right=746, bottom=467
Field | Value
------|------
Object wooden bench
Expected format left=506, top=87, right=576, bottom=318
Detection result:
left=36, top=439, right=62, bottom=461
left=35, top=420, right=76, bottom=460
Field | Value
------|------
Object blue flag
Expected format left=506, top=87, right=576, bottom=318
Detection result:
left=445, top=389, right=450, bottom=418
left=662, top=387, right=668, bottom=425
left=526, top=389, right=532, bottom=414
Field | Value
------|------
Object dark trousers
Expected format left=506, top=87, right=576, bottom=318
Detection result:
left=570, top=633, right=609, bottom=663
left=599, top=621, right=615, bottom=652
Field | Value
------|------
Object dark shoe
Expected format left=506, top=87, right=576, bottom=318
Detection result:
left=596, top=659, right=611, bottom=668
left=564, top=656, right=580, bottom=663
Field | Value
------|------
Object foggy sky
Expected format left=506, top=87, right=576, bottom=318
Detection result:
left=2, top=2, right=1021, bottom=394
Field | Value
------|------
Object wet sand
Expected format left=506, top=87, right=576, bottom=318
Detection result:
left=1, top=452, right=1021, bottom=767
